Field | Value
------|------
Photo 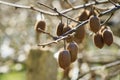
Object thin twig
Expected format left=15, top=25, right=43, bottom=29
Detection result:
left=0, top=0, right=109, bottom=16
left=0, top=0, right=56, bottom=15
left=37, top=20, right=89, bottom=46
left=37, top=34, right=70, bottom=46
left=60, top=0, right=109, bottom=14
left=99, top=5, right=120, bottom=17
left=77, top=60, right=120, bottom=80
left=38, top=28, right=55, bottom=38
left=108, top=0, right=118, bottom=7
left=0, top=0, right=30, bottom=8
left=101, top=13, right=114, bottom=26
left=62, top=20, right=88, bottom=36
left=1, top=0, right=120, bottom=47
left=64, top=0, right=74, bottom=8
left=38, top=5, right=120, bottom=46
left=38, top=40, right=58, bottom=47
left=37, top=2, right=80, bottom=23
left=106, top=70, right=120, bottom=79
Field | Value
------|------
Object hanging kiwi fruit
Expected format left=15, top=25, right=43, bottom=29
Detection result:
left=102, top=27, right=113, bottom=46
left=67, top=41, right=78, bottom=62
left=94, top=33, right=104, bottom=49
left=34, top=20, right=46, bottom=33
left=56, top=22, right=64, bottom=36
left=88, top=5, right=98, bottom=18
left=74, top=25, right=85, bottom=44
left=58, top=50, right=71, bottom=70
left=78, top=9, right=89, bottom=21
left=62, top=24, right=73, bottom=42
left=89, top=15, right=101, bottom=33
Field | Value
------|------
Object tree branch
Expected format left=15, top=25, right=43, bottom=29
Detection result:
left=59, top=0, right=109, bottom=14
left=0, top=0, right=56, bottom=15
left=37, top=20, right=88, bottom=47
left=0, top=0, right=110, bottom=16
left=1, top=0, right=120, bottom=47
left=37, top=28, right=55, bottom=38
left=77, top=60, right=120, bottom=80
left=37, top=2, right=80, bottom=23
left=37, top=34, right=71, bottom=47
left=99, top=5, right=120, bottom=17
left=38, top=4, right=120, bottom=46
left=101, top=12, right=114, bottom=26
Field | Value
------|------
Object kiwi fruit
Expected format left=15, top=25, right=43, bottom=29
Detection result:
left=102, top=29, right=113, bottom=46
left=89, top=15, right=101, bottom=33
left=58, top=50, right=71, bottom=70
left=78, top=9, right=89, bottom=21
left=94, top=33, right=104, bottom=48
left=34, top=20, right=46, bottom=33
left=74, top=26, right=85, bottom=43
left=62, top=25, right=72, bottom=34
left=56, top=22, right=64, bottom=36
left=67, top=41, right=78, bottom=62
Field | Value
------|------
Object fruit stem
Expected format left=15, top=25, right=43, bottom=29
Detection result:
left=60, top=16, right=62, bottom=23
left=64, top=39, right=66, bottom=50
left=40, top=12, right=43, bottom=20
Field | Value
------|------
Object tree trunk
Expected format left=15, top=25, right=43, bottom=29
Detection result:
left=26, top=48, right=57, bottom=80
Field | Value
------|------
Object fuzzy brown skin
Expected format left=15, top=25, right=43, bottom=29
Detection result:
left=56, top=22, right=64, bottom=36
left=94, top=33, right=104, bottom=49
left=58, top=50, right=71, bottom=70
left=89, top=16, right=100, bottom=33
left=62, top=25, right=73, bottom=42
left=35, top=20, right=46, bottom=33
left=62, top=25, right=72, bottom=34
left=67, top=41, right=78, bottom=62
left=102, top=29, right=113, bottom=46
left=79, top=9, right=89, bottom=21
left=74, top=26, right=85, bottom=43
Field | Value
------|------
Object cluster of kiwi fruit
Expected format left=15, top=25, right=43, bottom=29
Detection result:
left=56, top=7, right=113, bottom=48
left=88, top=10, right=113, bottom=49
left=58, top=41, right=78, bottom=70
left=34, top=6, right=114, bottom=70
left=56, top=8, right=114, bottom=69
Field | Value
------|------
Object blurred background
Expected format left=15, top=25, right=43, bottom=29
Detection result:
left=0, top=0, right=120, bottom=80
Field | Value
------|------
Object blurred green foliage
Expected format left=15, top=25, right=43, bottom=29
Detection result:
left=0, top=71, right=25, bottom=80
